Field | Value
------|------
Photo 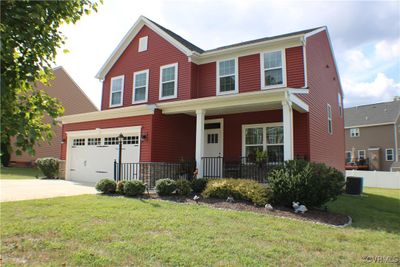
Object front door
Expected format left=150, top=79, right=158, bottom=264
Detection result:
left=203, top=120, right=223, bottom=177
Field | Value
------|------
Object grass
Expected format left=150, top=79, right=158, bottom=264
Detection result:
left=1, top=188, right=399, bottom=266
left=0, top=167, right=42, bottom=179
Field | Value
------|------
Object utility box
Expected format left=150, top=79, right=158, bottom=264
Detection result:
left=346, top=176, right=363, bottom=195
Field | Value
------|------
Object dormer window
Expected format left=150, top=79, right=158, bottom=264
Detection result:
left=110, top=75, right=124, bottom=107
left=217, top=58, right=238, bottom=95
left=138, top=36, right=148, bottom=52
left=261, top=50, right=286, bottom=89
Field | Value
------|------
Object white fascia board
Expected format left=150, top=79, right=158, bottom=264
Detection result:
left=288, top=88, right=309, bottom=94
left=66, top=126, right=142, bottom=138
left=158, top=88, right=287, bottom=114
left=344, top=122, right=395, bottom=129
left=95, top=16, right=192, bottom=80
left=288, top=93, right=309, bottom=113
left=59, top=104, right=156, bottom=124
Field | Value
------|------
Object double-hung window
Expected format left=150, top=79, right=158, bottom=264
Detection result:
left=338, top=93, right=343, bottom=117
left=358, top=150, right=366, bottom=160
left=159, top=63, right=178, bottom=100
left=386, top=149, right=394, bottom=161
left=327, top=104, right=333, bottom=134
left=261, top=50, right=285, bottom=88
left=243, top=123, right=284, bottom=163
left=110, top=75, right=124, bottom=107
left=350, top=128, right=360, bottom=137
left=133, top=70, right=149, bottom=103
left=217, top=58, right=238, bottom=95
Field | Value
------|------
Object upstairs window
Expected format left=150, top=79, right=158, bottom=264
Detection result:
left=217, top=58, right=238, bottom=95
left=159, top=63, right=178, bottom=100
left=350, top=128, right=360, bottom=137
left=138, top=36, right=148, bottom=52
left=110, top=75, right=124, bottom=107
left=386, top=149, right=394, bottom=161
left=327, top=104, right=333, bottom=134
left=133, top=70, right=149, bottom=103
left=261, top=50, right=285, bottom=88
left=338, top=93, right=343, bottom=117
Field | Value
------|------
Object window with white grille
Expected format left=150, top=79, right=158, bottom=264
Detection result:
left=104, top=137, right=119, bottom=145
left=73, top=138, right=85, bottom=146
left=88, top=138, right=101, bottom=146
left=123, top=136, right=139, bottom=144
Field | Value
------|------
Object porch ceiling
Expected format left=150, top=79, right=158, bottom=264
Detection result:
left=157, top=88, right=308, bottom=116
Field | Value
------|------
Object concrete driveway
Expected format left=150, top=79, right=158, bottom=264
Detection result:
left=0, top=179, right=97, bottom=202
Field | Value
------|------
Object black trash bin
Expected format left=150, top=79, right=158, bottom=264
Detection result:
left=346, top=176, right=363, bottom=195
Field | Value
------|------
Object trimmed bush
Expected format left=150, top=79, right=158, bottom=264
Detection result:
left=155, top=178, right=176, bottom=196
left=95, top=179, right=116, bottom=194
left=124, top=180, right=145, bottom=197
left=202, top=179, right=271, bottom=206
left=35, top=157, right=59, bottom=179
left=176, top=179, right=192, bottom=196
left=116, top=181, right=127, bottom=194
left=191, top=178, right=208, bottom=193
left=267, top=160, right=345, bottom=208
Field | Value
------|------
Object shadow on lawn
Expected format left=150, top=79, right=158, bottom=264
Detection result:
left=327, top=191, right=400, bottom=234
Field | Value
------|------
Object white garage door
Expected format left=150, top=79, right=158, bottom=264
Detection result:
left=67, top=129, right=140, bottom=183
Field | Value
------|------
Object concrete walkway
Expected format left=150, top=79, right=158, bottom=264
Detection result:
left=0, top=179, right=97, bottom=202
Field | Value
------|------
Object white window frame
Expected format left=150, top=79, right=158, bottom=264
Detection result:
left=138, top=36, right=148, bottom=52
left=260, top=49, right=286, bottom=90
left=350, top=128, right=360, bottom=137
left=109, top=75, right=124, bottom=108
left=241, top=122, right=284, bottom=161
left=338, top=93, right=343, bottom=117
left=216, top=58, right=238, bottom=96
left=357, top=150, right=366, bottom=160
left=132, top=69, right=149, bottom=104
left=327, top=104, right=333, bottom=135
left=159, top=63, right=178, bottom=100
left=345, top=151, right=352, bottom=162
left=386, top=148, right=394, bottom=161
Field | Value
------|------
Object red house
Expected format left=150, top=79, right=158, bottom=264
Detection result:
left=59, top=16, right=345, bottom=184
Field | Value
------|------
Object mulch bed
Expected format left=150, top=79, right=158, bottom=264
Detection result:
left=137, top=193, right=350, bottom=227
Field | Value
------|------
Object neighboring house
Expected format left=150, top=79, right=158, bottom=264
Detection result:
left=345, top=98, right=400, bottom=171
left=59, top=16, right=344, bottom=183
left=10, top=66, right=98, bottom=166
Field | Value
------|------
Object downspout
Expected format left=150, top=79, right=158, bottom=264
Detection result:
left=301, top=37, right=308, bottom=88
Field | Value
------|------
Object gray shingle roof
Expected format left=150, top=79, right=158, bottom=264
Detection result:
left=344, top=100, right=400, bottom=127
left=146, top=17, right=321, bottom=54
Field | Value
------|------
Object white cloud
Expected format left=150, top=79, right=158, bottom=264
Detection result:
left=344, top=49, right=372, bottom=72
left=343, top=73, right=400, bottom=106
left=375, top=39, right=400, bottom=60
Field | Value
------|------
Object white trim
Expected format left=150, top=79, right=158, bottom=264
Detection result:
left=216, top=58, right=239, bottom=96
left=204, top=118, right=224, bottom=157
left=109, top=75, right=124, bottom=108
left=338, top=92, right=343, bottom=118
left=138, top=36, right=148, bottom=52
left=59, top=104, right=156, bottom=124
left=327, top=103, right=333, bottom=135
left=301, top=38, right=308, bottom=88
left=350, top=128, right=360, bottom=138
left=344, top=122, right=395, bottom=129
left=159, top=63, right=178, bottom=100
left=96, top=16, right=192, bottom=80
left=303, top=27, right=327, bottom=39
left=195, top=109, right=205, bottom=177
left=132, top=69, right=149, bottom=104
left=357, top=150, right=366, bottom=159
left=260, top=49, right=287, bottom=90
left=394, top=124, right=398, bottom=162
left=386, top=148, right=394, bottom=161
left=289, top=93, right=309, bottom=112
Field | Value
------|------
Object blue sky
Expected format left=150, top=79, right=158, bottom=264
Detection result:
left=55, top=0, right=400, bottom=109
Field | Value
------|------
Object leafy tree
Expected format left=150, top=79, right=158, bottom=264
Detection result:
left=0, top=0, right=101, bottom=164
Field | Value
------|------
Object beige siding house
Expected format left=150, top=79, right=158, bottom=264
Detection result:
left=345, top=98, right=400, bottom=171
left=10, top=67, right=98, bottom=165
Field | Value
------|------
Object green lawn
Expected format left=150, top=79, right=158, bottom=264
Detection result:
left=0, top=167, right=42, bottom=179
left=1, top=188, right=399, bottom=266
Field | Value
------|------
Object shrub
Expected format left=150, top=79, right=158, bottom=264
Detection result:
left=267, top=160, right=345, bottom=208
left=155, top=178, right=176, bottom=196
left=116, top=180, right=127, bottom=194
left=95, top=179, right=116, bottom=194
left=175, top=179, right=192, bottom=196
left=191, top=178, right=208, bottom=193
left=202, top=179, right=271, bottom=206
left=35, top=157, right=59, bottom=179
left=124, top=180, right=145, bottom=197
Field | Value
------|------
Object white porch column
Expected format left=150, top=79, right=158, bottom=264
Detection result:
left=282, top=100, right=294, bottom=161
left=195, top=109, right=205, bottom=178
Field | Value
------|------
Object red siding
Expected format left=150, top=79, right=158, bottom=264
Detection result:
left=301, top=31, right=345, bottom=171
left=101, top=25, right=192, bottom=110
left=293, top=111, right=310, bottom=159
left=286, top=46, right=305, bottom=88
left=239, top=54, right=260, bottom=93
left=151, top=109, right=196, bottom=162
left=61, top=115, right=153, bottom=162
left=197, top=62, right=216, bottom=98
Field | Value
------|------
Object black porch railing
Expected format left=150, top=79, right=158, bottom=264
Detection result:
left=202, top=157, right=283, bottom=183
left=114, top=160, right=196, bottom=189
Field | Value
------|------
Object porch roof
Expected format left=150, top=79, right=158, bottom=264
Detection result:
left=157, top=88, right=309, bottom=116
